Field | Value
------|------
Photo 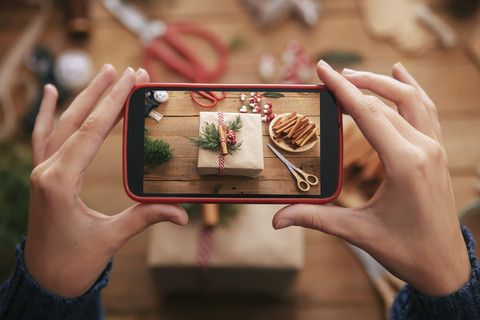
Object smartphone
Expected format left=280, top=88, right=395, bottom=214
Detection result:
left=123, top=83, right=342, bottom=204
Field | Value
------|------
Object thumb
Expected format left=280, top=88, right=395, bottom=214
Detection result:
left=113, top=203, right=189, bottom=243
left=273, top=204, right=366, bottom=243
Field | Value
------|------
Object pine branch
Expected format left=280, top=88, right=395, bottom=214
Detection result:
left=186, top=115, right=243, bottom=154
left=227, top=114, right=243, bottom=132
left=144, top=128, right=174, bottom=167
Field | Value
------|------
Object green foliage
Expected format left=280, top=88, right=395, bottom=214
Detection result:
left=317, top=50, right=363, bottom=65
left=227, top=114, right=243, bottom=132
left=144, top=128, right=174, bottom=167
left=185, top=115, right=243, bottom=155
left=212, top=183, right=223, bottom=194
left=228, top=36, right=249, bottom=51
left=0, top=142, right=31, bottom=281
left=262, top=92, right=285, bottom=98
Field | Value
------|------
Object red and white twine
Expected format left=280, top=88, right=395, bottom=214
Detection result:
left=196, top=226, right=214, bottom=269
left=194, top=112, right=227, bottom=290
left=196, top=225, right=214, bottom=291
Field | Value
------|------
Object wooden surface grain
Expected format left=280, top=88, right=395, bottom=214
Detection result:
left=1, top=0, right=480, bottom=319
left=144, top=90, right=321, bottom=195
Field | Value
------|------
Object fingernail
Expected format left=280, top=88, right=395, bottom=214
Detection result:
left=174, top=213, right=189, bottom=226
left=99, top=63, right=112, bottom=73
left=317, top=59, right=332, bottom=70
left=342, top=68, right=357, bottom=75
left=275, top=219, right=295, bottom=230
left=135, top=67, right=145, bottom=75
left=120, top=67, right=134, bottom=79
left=396, top=61, right=405, bottom=68
left=44, top=83, right=55, bottom=92
left=43, top=83, right=58, bottom=99
left=395, top=62, right=408, bottom=72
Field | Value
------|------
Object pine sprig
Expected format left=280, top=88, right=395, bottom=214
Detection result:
left=186, top=115, right=243, bottom=155
left=144, top=128, right=174, bottom=167
left=228, top=114, right=243, bottom=132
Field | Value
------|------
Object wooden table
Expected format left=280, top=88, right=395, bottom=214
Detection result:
left=2, top=0, right=480, bottom=319
left=144, top=91, right=321, bottom=196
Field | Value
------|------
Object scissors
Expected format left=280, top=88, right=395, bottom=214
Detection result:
left=268, top=143, right=319, bottom=192
left=190, top=91, right=226, bottom=108
left=101, top=0, right=228, bottom=83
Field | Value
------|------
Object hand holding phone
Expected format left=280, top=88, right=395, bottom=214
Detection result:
left=274, top=61, right=472, bottom=298
left=25, top=66, right=188, bottom=299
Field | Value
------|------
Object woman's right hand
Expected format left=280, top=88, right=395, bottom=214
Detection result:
left=273, top=61, right=471, bottom=297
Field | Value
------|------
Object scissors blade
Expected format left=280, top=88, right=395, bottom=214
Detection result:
left=101, top=0, right=166, bottom=43
left=267, top=143, right=296, bottom=170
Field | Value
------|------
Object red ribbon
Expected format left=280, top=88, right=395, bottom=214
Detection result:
left=196, top=226, right=214, bottom=291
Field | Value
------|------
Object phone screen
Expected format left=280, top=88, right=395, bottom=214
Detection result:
left=124, top=84, right=341, bottom=203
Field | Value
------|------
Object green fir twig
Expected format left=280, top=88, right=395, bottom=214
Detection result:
left=185, top=115, right=243, bottom=155
left=144, top=127, right=174, bottom=167
left=262, top=92, right=285, bottom=98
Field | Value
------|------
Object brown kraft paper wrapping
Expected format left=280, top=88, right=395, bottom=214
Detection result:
left=197, top=112, right=264, bottom=177
left=147, top=205, right=304, bottom=295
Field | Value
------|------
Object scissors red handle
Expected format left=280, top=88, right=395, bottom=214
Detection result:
left=142, top=22, right=229, bottom=83
left=191, top=91, right=226, bottom=108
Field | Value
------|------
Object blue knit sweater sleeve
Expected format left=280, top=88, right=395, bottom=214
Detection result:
left=0, top=240, right=112, bottom=320
left=391, top=225, right=480, bottom=320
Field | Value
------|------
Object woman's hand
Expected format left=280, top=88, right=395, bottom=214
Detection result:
left=24, top=65, right=188, bottom=298
left=273, top=61, right=471, bottom=297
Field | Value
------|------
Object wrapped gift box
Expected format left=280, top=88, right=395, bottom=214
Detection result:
left=197, top=112, right=264, bottom=177
left=147, top=204, right=304, bottom=295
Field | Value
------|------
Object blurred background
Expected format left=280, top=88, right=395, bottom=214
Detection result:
left=1, top=0, right=480, bottom=319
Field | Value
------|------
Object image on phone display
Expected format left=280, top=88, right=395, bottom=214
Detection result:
left=123, top=83, right=341, bottom=203
left=142, top=88, right=321, bottom=197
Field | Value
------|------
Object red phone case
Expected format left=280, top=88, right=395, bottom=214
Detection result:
left=123, top=83, right=343, bottom=204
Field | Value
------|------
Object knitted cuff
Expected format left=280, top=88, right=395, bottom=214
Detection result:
left=0, top=239, right=112, bottom=320
left=391, top=225, right=480, bottom=320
